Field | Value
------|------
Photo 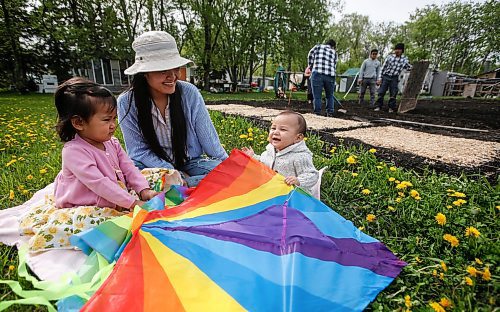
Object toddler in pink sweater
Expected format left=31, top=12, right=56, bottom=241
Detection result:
left=53, top=77, right=158, bottom=210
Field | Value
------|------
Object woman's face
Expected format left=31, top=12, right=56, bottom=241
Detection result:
left=145, top=68, right=181, bottom=96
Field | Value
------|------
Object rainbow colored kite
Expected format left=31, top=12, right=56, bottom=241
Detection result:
left=75, top=150, right=406, bottom=311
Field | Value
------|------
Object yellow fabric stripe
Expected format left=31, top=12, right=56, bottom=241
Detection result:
left=141, top=230, right=245, bottom=312
left=161, top=174, right=291, bottom=222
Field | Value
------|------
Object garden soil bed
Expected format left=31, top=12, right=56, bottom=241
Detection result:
left=206, top=98, right=500, bottom=181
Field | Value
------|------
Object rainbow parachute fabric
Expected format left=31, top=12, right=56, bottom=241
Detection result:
left=78, top=150, right=406, bottom=311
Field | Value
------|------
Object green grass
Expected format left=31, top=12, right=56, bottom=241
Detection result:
left=1, top=93, right=498, bottom=311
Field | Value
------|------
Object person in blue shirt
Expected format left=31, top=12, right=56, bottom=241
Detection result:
left=117, top=31, right=228, bottom=187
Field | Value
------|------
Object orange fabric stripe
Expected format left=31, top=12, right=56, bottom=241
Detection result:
left=140, top=234, right=185, bottom=311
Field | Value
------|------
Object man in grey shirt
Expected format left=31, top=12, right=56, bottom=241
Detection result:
left=358, top=49, right=380, bottom=107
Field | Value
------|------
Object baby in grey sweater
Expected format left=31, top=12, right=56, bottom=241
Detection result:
left=242, top=111, right=319, bottom=194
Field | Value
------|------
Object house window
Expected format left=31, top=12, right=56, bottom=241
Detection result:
left=92, top=59, right=113, bottom=85
left=102, top=59, right=113, bottom=85
left=119, top=60, right=130, bottom=86
left=92, top=59, right=104, bottom=84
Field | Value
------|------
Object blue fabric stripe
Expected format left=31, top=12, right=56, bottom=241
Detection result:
left=288, top=192, right=379, bottom=243
left=142, top=228, right=394, bottom=311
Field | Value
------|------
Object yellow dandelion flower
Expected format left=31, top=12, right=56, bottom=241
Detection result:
left=9, top=265, right=15, bottom=271
left=446, top=205, right=452, bottom=209
left=439, top=298, right=452, bottom=308
left=440, top=261, right=448, bottom=272
left=346, top=155, right=357, bottom=164
left=429, top=302, right=446, bottom=312
left=396, top=181, right=413, bottom=189
left=351, top=172, right=358, bottom=177
left=414, top=195, right=421, bottom=200
left=387, top=206, right=395, bottom=211
left=366, top=214, right=376, bottom=222
left=466, top=266, right=477, bottom=277
left=303, top=137, right=308, bottom=141
left=496, top=205, right=500, bottom=210
left=389, top=166, right=397, bottom=171
left=415, top=256, right=422, bottom=263
left=329, top=147, right=336, bottom=154
left=6, top=159, right=17, bottom=167
left=358, top=226, right=365, bottom=231
left=465, top=226, right=480, bottom=238
left=9, top=190, right=14, bottom=200
left=435, top=213, right=446, bottom=226
left=22, top=190, right=29, bottom=195
left=410, top=189, right=419, bottom=198
left=39, top=168, right=47, bottom=174
left=475, top=258, right=483, bottom=265
left=396, top=197, right=402, bottom=203
left=369, top=148, right=376, bottom=153
left=450, top=191, right=466, bottom=198
left=439, top=272, right=444, bottom=280
left=452, top=199, right=467, bottom=206
left=376, top=165, right=383, bottom=169
left=239, top=134, right=248, bottom=139
left=247, top=127, right=253, bottom=132
left=361, top=189, right=371, bottom=195
left=404, top=295, right=412, bottom=309
left=432, top=269, right=437, bottom=277
left=388, top=177, right=395, bottom=182
left=464, top=276, right=473, bottom=286
left=482, top=267, right=491, bottom=281
left=443, top=234, right=459, bottom=247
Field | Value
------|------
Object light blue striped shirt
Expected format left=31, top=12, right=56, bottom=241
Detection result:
left=117, top=81, right=228, bottom=169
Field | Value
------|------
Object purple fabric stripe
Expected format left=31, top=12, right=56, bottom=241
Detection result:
left=152, top=205, right=406, bottom=278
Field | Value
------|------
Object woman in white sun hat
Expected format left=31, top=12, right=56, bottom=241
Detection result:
left=117, top=31, right=228, bottom=187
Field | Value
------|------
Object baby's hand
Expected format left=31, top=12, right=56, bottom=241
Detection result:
left=284, top=176, right=300, bottom=186
left=241, top=146, right=255, bottom=156
left=140, top=188, right=159, bottom=201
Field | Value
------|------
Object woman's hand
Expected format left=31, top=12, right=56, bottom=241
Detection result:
left=241, top=146, right=255, bottom=157
left=284, top=176, right=300, bottom=186
left=139, top=188, right=159, bottom=201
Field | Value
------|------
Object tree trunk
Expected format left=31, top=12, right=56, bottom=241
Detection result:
left=147, top=0, right=155, bottom=30
left=118, top=0, right=133, bottom=46
left=202, top=5, right=212, bottom=91
left=261, top=5, right=271, bottom=90
left=248, top=42, right=255, bottom=86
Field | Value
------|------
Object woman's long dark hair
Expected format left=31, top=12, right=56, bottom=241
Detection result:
left=123, top=74, right=188, bottom=168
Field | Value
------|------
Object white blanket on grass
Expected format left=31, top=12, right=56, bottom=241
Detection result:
left=0, top=183, right=87, bottom=282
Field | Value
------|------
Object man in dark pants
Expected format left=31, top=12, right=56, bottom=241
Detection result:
left=307, top=39, right=337, bottom=117
left=374, top=43, right=411, bottom=113
left=358, top=49, right=381, bottom=107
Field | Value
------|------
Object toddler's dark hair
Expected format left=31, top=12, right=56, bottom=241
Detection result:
left=277, top=111, right=307, bottom=135
left=54, top=77, right=116, bottom=142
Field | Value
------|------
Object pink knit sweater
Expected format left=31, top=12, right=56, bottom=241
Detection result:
left=54, top=134, right=150, bottom=209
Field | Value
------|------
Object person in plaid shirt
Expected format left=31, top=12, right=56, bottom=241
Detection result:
left=374, top=43, right=411, bottom=112
left=307, top=39, right=337, bottom=117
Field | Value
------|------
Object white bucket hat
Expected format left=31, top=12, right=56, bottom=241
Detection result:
left=124, top=31, right=194, bottom=75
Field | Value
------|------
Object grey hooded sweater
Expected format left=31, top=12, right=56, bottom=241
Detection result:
left=256, top=140, right=319, bottom=194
